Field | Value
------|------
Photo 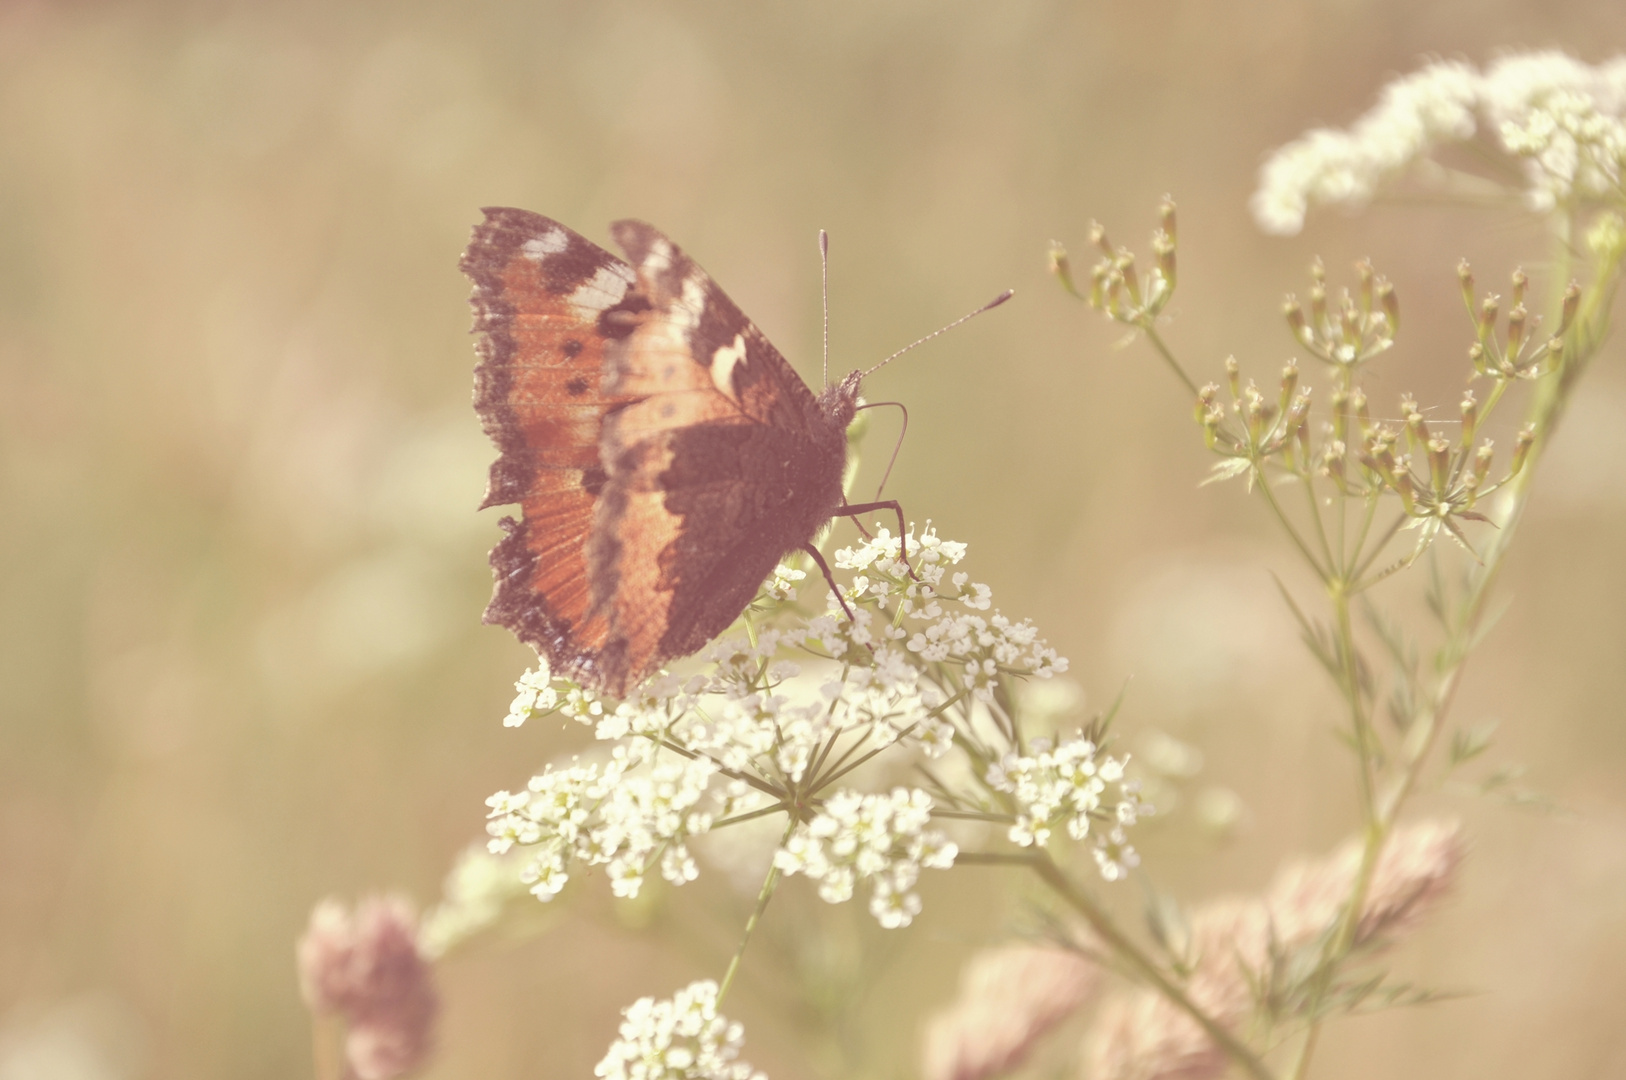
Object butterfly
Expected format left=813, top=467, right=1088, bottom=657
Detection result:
left=461, top=209, right=1005, bottom=698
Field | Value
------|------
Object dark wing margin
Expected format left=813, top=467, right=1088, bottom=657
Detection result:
left=461, top=208, right=640, bottom=689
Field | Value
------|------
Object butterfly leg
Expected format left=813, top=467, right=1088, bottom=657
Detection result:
left=832, top=500, right=916, bottom=579
left=800, top=542, right=857, bottom=621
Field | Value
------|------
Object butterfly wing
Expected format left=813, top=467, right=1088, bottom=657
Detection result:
left=462, top=208, right=638, bottom=686
left=464, top=211, right=848, bottom=697
left=587, top=221, right=850, bottom=689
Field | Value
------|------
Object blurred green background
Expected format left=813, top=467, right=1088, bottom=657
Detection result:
left=3, top=2, right=1626, bottom=1077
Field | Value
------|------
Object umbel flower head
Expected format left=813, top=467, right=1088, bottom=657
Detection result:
left=1252, top=51, right=1626, bottom=234
left=484, top=526, right=1137, bottom=932
left=595, top=980, right=764, bottom=1080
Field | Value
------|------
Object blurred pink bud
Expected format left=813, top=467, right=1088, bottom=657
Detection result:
left=1267, top=818, right=1464, bottom=950
left=922, top=943, right=1098, bottom=1080
left=296, top=895, right=438, bottom=1080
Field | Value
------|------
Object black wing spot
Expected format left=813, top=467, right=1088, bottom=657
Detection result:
left=566, top=376, right=590, bottom=396
left=563, top=338, right=584, bottom=358
left=582, top=464, right=609, bottom=497
left=598, top=294, right=653, bottom=340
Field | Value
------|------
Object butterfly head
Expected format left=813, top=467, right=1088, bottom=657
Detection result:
left=817, top=369, right=865, bottom=432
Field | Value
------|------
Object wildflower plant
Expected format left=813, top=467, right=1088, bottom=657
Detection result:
left=295, top=47, right=1625, bottom=1080
left=1039, top=47, right=1626, bottom=1080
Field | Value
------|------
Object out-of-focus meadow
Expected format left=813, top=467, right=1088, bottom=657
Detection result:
left=3, top=1, right=1626, bottom=1077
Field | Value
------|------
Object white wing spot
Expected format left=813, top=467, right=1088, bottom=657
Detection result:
left=568, top=264, right=634, bottom=316
left=521, top=228, right=570, bottom=261
left=711, top=333, right=747, bottom=400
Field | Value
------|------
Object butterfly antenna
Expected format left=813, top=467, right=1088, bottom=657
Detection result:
left=859, top=289, right=1015, bottom=379
left=819, top=229, right=831, bottom=389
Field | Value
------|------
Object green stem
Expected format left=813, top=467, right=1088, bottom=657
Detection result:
left=1030, top=853, right=1276, bottom=1080
left=1142, top=325, right=1203, bottom=398
left=717, top=818, right=797, bottom=1005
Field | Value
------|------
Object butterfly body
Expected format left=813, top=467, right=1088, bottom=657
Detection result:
left=463, top=209, right=864, bottom=697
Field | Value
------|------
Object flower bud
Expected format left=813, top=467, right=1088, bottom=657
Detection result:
left=1545, top=335, right=1565, bottom=370
left=1459, top=391, right=1478, bottom=450
left=1089, top=220, right=1112, bottom=258
left=1195, top=383, right=1219, bottom=426
left=1309, top=282, right=1327, bottom=332
left=1510, top=266, right=1527, bottom=309
left=1320, top=439, right=1347, bottom=481
left=1558, top=281, right=1581, bottom=336
left=1311, top=256, right=1326, bottom=286
left=1467, top=341, right=1487, bottom=375
left=1477, top=295, right=1499, bottom=343
left=1378, top=278, right=1399, bottom=337
left=1353, top=388, right=1372, bottom=439
left=1457, top=259, right=1475, bottom=313
left=1427, top=437, right=1451, bottom=494
left=1160, top=196, right=1177, bottom=245
left=1224, top=355, right=1241, bottom=401
left=1472, top=440, right=1494, bottom=486
left=1048, top=241, right=1078, bottom=298
left=1278, top=359, right=1299, bottom=415
left=1117, top=252, right=1142, bottom=307
left=1284, top=296, right=1310, bottom=344
left=1356, top=258, right=1375, bottom=312
left=1509, top=424, right=1535, bottom=478
left=1506, top=303, right=1527, bottom=357
left=1330, top=389, right=1350, bottom=441
left=1088, top=262, right=1107, bottom=310
left=1391, top=461, right=1418, bottom=512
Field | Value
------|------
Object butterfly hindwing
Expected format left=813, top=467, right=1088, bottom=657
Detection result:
left=462, top=208, right=637, bottom=684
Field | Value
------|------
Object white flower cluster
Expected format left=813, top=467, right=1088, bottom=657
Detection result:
left=774, top=787, right=959, bottom=928
left=485, top=743, right=717, bottom=900
left=985, top=736, right=1147, bottom=881
left=1252, top=51, right=1626, bottom=234
left=484, top=526, right=1114, bottom=926
left=595, top=980, right=764, bottom=1080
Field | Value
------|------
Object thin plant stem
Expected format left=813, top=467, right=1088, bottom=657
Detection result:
left=1029, top=852, right=1276, bottom=1080
left=717, top=818, right=798, bottom=1006
left=1143, top=325, right=1202, bottom=398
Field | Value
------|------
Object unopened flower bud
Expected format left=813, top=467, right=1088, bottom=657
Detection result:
left=1459, top=391, right=1478, bottom=449
left=1048, top=241, right=1079, bottom=298
left=1284, top=296, right=1310, bottom=344
left=1545, top=335, right=1565, bottom=370
left=1330, top=389, right=1350, bottom=441
left=1427, top=437, right=1450, bottom=493
left=1195, top=383, right=1219, bottom=426
left=1309, top=282, right=1327, bottom=330
left=1472, top=440, right=1494, bottom=485
left=1353, top=388, right=1372, bottom=438
left=1457, top=259, right=1475, bottom=313
left=1391, top=463, right=1418, bottom=512
left=1558, top=281, right=1581, bottom=336
left=1159, top=196, right=1177, bottom=245
left=1509, top=424, right=1535, bottom=478
left=1477, top=295, right=1499, bottom=343
left=1224, top=355, right=1241, bottom=401
left=1467, top=341, right=1487, bottom=375
left=1117, top=252, right=1142, bottom=307
left=1278, top=359, right=1299, bottom=413
left=1339, top=293, right=1360, bottom=347
left=1310, top=256, right=1326, bottom=286
left=1320, top=440, right=1347, bottom=480
left=1378, top=278, right=1399, bottom=336
left=1510, top=267, right=1527, bottom=309
left=1089, top=220, right=1112, bottom=258
left=1354, top=259, right=1374, bottom=311
left=1506, top=304, right=1527, bottom=356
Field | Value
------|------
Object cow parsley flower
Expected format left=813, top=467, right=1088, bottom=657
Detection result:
left=985, top=736, right=1147, bottom=880
left=1252, top=51, right=1626, bottom=234
left=595, top=980, right=764, bottom=1080
left=774, top=787, right=959, bottom=928
left=482, top=526, right=1134, bottom=929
